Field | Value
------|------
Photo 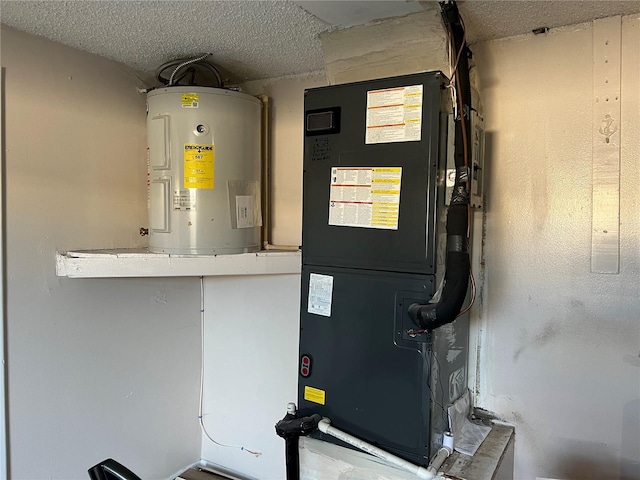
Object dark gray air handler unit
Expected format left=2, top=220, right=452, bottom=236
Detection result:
left=297, top=72, right=470, bottom=464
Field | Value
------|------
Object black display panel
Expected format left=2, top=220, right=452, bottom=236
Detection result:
left=306, top=107, right=341, bottom=135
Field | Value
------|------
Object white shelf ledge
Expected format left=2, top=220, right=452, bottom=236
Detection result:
left=56, top=249, right=301, bottom=278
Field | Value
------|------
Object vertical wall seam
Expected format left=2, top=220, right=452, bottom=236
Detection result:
left=591, top=16, right=622, bottom=274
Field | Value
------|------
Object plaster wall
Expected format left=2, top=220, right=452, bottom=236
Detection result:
left=200, top=274, right=301, bottom=480
left=1, top=26, right=201, bottom=479
left=473, top=15, right=640, bottom=479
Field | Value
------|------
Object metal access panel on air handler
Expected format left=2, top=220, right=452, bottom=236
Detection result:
left=297, top=72, right=470, bottom=464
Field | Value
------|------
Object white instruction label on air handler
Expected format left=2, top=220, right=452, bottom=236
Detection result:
left=329, top=167, right=402, bottom=230
left=308, top=273, right=333, bottom=317
left=365, top=85, right=423, bottom=144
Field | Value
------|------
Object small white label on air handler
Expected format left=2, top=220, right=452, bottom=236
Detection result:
left=308, top=273, right=333, bottom=317
left=366, top=84, right=423, bottom=144
left=329, top=167, right=402, bottom=230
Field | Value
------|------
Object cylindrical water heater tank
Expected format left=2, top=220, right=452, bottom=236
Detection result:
left=147, top=86, right=262, bottom=254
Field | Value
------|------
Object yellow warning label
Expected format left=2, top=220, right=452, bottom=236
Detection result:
left=371, top=190, right=400, bottom=195
left=181, top=93, right=199, bottom=108
left=372, top=178, right=400, bottom=184
left=184, top=144, right=214, bottom=189
left=304, top=386, right=326, bottom=405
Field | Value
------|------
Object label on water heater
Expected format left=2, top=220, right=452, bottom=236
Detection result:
left=181, top=93, right=199, bottom=108
left=328, top=167, right=402, bottom=230
left=184, top=144, right=214, bottom=189
left=236, top=195, right=256, bottom=228
left=174, top=190, right=196, bottom=211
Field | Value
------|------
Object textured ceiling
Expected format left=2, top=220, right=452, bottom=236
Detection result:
left=459, top=0, right=640, bottom=43
left=291, top=0, right=426, bottom=28
left=0, top=0, right=329, bottom=82
left=1, top=1, right=639, bottom=83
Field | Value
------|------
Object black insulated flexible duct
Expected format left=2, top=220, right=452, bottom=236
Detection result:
left=409, top=0, right=472, bottom=331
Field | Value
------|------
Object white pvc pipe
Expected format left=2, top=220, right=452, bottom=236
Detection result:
left=427, top=448, right=450, bottom=476
left=426, top=431, right=455, bottom=475
left=318, top=418, right=451, bottom=479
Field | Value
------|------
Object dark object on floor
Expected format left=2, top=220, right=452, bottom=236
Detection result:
left=88, top=458, right=141, bottom=480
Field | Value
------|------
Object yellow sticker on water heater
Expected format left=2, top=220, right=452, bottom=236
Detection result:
left=181, top=93, right=199, bottom=108
left=304, top=386, right=326, bottom=405
left=184, top=144, right=214, bottom=189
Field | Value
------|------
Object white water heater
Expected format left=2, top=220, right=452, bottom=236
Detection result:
left=147, top=86, right=262, bottom=254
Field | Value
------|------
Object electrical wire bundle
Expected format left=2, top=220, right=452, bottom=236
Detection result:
left=155, top=53, right=224, bottom=88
